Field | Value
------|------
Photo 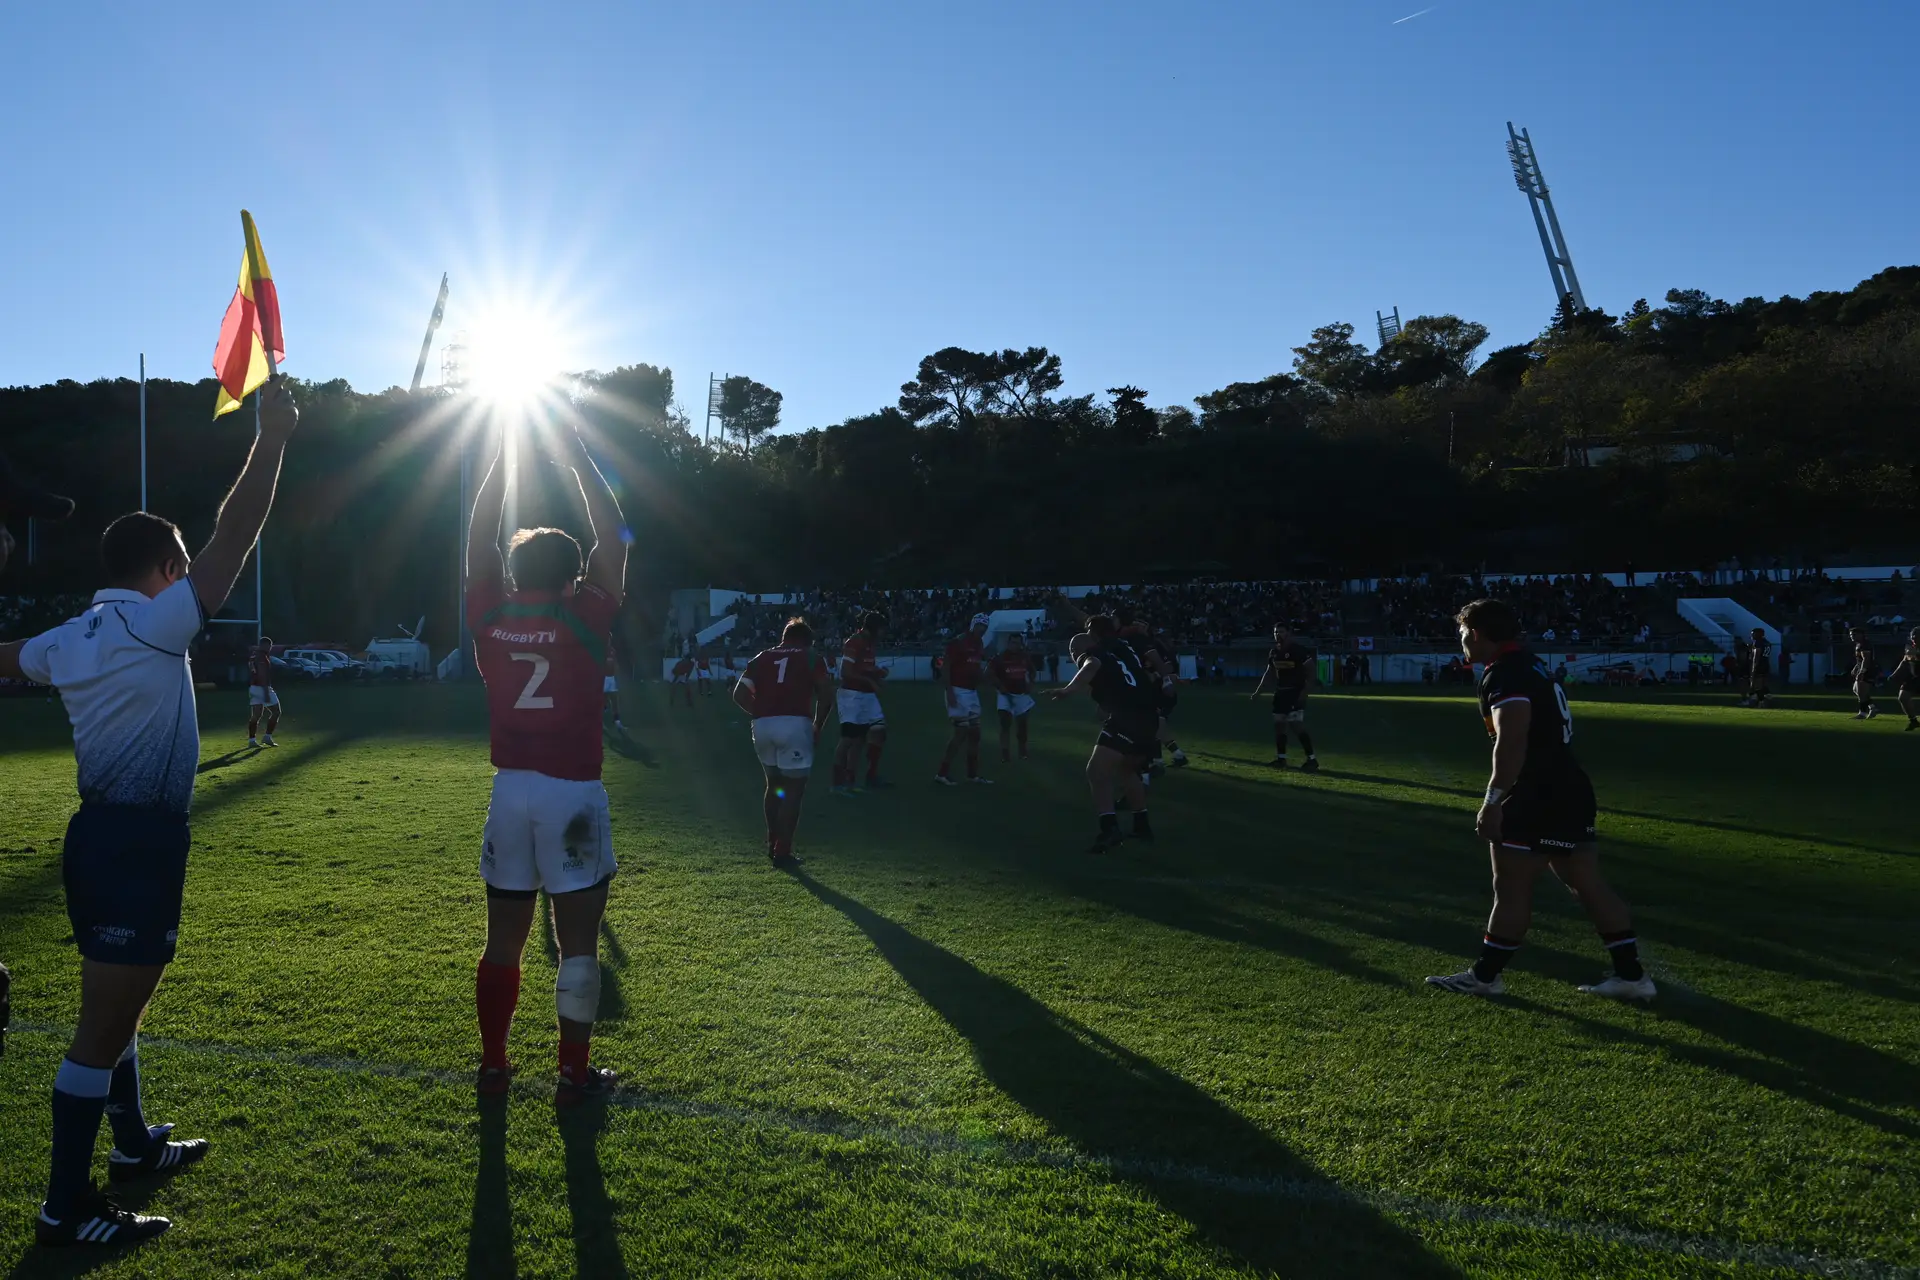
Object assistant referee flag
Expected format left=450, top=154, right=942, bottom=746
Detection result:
left=211, top=210, right=284, bottom=418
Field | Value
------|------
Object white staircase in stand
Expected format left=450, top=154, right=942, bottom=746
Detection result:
left=1675, top=598, right=1778, bottom=652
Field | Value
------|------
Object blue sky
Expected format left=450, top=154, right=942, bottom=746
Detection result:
left=1, top=1, right=1915, bottom=430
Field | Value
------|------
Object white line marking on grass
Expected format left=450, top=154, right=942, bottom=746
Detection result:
left=11, top=1024, right=1914, bottom=1278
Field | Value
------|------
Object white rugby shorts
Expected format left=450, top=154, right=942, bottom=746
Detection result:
left=837, top=689, right=885, bottom=728
left=945, top=688, right=982, bottom=722
left=752, top=714, right=815, bottom=777
left=996, top=692, right=1035, bottom=717
left=481, top=768, right=617, bottom=895
left=247, top=685, right=280, bottom=708
left=602, top=676, right=618, bottom=694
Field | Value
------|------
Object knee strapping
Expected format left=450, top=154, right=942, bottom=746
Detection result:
left=555, top=955, right=601, bottom=1024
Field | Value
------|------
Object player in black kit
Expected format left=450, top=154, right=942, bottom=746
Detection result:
left=1120, top=618, right=1186, bottom=769
left=1249, top=624, right=1319, bottom=771
left=1850, top=626, right=1881, bottom=720
left=1052, top=615, right=1161, bottom=853
left=1740, top=627, right=1773, bottom=708
left=1426, top=599, right=1655, bottom=1001
left=1892, top=628, right=1920, bottom=731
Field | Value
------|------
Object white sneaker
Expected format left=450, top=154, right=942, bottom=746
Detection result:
left=1578, top=973, right=1657, bottom=1001
left=933, top=775, right=957, bottom=787
left=262, top=735, right=278, bottom=747
left=247, top=738, right=259, bottom=748
left=1866, top=706, right=1880, bottom=719
left=1424, top=969, right=1505, bottom=997
left=968, top=777, right=995, bottom=786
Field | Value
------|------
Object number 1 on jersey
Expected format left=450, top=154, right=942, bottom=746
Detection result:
left=775, top=656, right=789, bottom=682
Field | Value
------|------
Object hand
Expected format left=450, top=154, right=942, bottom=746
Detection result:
left=1474, top=803, right=1504, bottom=843
left=1048, top=688, right=1069, bottom=702
left=258, top=377, right=299, bottom=438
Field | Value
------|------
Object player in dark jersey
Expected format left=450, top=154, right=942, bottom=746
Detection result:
left=1121, top=619, right=1187, bottom=769
left=1849, top=626, right=1881, bottom=720
left=1249, top=624, right=1319, bottom=771
left=1740, top=628, right=1772, bottom=708
left=732, top=618, right=835, bottom=867
left=1426, top=599, right=1654, bottom=1001
left=1891, top=627, right=1920, bottom=731
left=1051, top=616, right=1160, bottom=853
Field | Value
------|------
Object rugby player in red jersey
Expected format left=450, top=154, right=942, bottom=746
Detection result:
left=669, top=655, right=695, bottom=707
left=695, top=648, right=714, bottom=698
left=935, top=615, right=993, bottom=786
left=731, top=618, right=834, bottom=867
left=464, top=423, right=628, bottom=1106
left=245, top=637, right=282, bottom=748
left=832, top=610, right=890, bottom=793
left=987, top=632, right=1038, bottom=762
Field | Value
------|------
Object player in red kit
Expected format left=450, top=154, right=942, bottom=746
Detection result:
left=833, top=610, right=891, bottom=793
left=669, top=655, right=694, bottom=707
left=987, top=632, right=1038, bottom=762
left=695, top=649, right=714, bottom=697
left=246, top=636, right=281, bottom=748
left=464, top=422, right=627, bottom=1107
left=935, top=614, right=993, bottom=786
left=731, top=618, right=834, bottom=867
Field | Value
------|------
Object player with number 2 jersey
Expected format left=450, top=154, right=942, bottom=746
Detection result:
left=464, top=421, right=629, bottom=1107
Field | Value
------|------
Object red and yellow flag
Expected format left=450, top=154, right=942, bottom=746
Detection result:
left=211, top=210, right=285, bottom=418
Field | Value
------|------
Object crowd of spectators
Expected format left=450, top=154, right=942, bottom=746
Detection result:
left=0, top=593, right=89, bottom=639
left=1377, top=575, right=1654, bottom=648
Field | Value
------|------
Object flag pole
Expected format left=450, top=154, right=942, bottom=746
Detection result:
left=138, top=353, right=148, bottom=510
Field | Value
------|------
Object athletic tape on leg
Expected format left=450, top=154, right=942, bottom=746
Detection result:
left=555, top=955, right=601, bottom=1024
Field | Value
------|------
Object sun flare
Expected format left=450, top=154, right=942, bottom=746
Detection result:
left=460, top=306, right=574, bottom=407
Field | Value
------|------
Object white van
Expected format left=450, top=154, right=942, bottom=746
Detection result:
left=363, top=637, right=430, bottom=676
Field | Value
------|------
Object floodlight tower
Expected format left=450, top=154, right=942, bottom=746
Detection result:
left=1505, top=123, right=1587, bottom=313
left=1376, top=307, right=1402, bottom=347
left=410, top=274, right=449, bottom=393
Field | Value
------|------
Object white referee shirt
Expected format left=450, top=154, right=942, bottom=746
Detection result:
left=17, top=579, right=206, bottom=815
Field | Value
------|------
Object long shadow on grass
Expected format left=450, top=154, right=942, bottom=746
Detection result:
left=796, top=872, right=1458, bottom=1278
left=559, top=1105, right=630, bottom=1278
left=465, top=1097, right=517, bottom=1280
left=188, top=730, right=372, bottom=823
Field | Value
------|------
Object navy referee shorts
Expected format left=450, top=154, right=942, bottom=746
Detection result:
left=63, top=804, right=190, bottom=966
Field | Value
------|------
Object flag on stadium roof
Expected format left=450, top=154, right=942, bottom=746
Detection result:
left=211, top=210, right=284, bottom=418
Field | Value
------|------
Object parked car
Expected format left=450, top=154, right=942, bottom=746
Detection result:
left=269, top=654, right=327, bottom=681
left=282, top=648, right=365, bottom=679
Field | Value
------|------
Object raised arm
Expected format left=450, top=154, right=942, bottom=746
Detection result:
left=565, top=431, right=628, bottom=598
left=193, top=379, right=299, bottom=617
left=1050, top=655, right=1100, bottom=701
left=465, top=439, right=506, bottom=587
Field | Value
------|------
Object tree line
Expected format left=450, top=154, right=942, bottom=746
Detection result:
left=1, top=266, right=1915, bottom=649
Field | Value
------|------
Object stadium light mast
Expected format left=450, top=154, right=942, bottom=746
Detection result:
left=1376, top=307, right=1402, bottom=348
left=410, top=274, right=449, bottom=394
left=704, top=372, right=727, bottom=447
left=1505, top=123, right=1587, bottom=313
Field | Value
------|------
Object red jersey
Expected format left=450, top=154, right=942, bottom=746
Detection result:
left=945, top=634, right=985, bottom=691
left=743, top=646, right=828, bottom=719
left=988, top=649, right=1033, bottom=695
left=672, top=657, right=694, bottom=678
left=840, top=633, right=883, bottom=692
left=467, top=577, right=620, bottom=782
left=696, top=655, right=711, bottom=673
left=248, top=651, right=273, bottom=689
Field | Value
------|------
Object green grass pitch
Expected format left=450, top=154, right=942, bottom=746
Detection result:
left=0, top=681, right=1915, bottom=1278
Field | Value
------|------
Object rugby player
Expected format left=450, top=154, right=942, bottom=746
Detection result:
left=1050, top=616, right=1159, bottom=852
left=1250, top=624, right=1320, bottom=771
left=732, top=618, right=834, bottom=866
left=669, top=654, right=695, bottom=707
left=1892, top=627, right=1920, bottom=731
left=1122, top=617, right=1186, bottom=769
left=1850, top=626, right=1880, bottom=720
left=935, top=614, right=993, bottom=786
left=1739, top=627, right=1772, bottom=708
left=696, top=648, right=714, bottom=697
left=465, top=423, right=627, bottom=1107
left=833, top=610, right=890, bottom=793
left=602, top=651, right=623, bottom=732
left=246, top=636, right=282, bottom=747
left=987, top=632, right=1038, bottom=762
left=1426, top=599, right=1654, bottom=1001
left=0, top=379, right=298, bottom=1247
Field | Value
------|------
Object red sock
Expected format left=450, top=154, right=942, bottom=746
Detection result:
left=559, top=1037, right=590, bottom=1085
left=966, top=751, right=979, bottom=779
left=476, top=961, right=521, bottom=1070
left=865, top=742, right=883, bottom=783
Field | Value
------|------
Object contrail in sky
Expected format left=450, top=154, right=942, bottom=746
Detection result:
left=1393, top=6, right=1436, bottom=22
